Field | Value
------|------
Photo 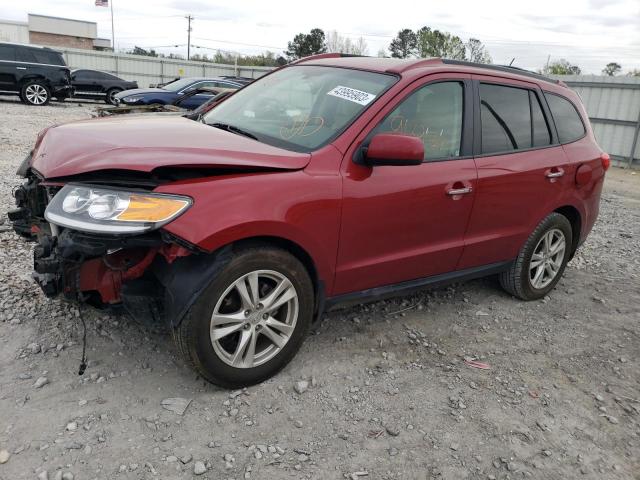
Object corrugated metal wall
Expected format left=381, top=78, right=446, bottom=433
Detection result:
left=57, top=46, right=273, bottom=88
left=551, top=75, right=640, bottom=167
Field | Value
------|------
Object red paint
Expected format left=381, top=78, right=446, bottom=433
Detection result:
left=366, top=133, right=424, bottom=164
left=35, top=56, right=605, bottom=301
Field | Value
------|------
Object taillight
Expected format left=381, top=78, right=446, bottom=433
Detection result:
left=600, top=153, right=611, bottom=171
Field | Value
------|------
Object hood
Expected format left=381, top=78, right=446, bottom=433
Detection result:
left=31, top=116, right=311, bottom=179
left=116, top=87, right=171, bottom=98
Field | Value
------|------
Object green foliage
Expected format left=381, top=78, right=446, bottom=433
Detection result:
left=128, top=46, right=158, bottom=57
left=389, top=29, right=418, bottom=58
left=285, top=28, right=327, bottom=60
left=602, top=62, right=621, bottom=76
left=541, top=59, right=581, bottom=75
left=389, top=28, right=491, bottom=63
left=416, top=27, right=466, bottom=60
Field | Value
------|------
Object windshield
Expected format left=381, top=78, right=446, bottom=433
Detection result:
left=162, top=78, right=199, bottom=92
left=202, top=66, right=397, bottom=151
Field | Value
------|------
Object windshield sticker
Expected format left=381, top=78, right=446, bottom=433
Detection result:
left=327, top=86, right=376, bottom=106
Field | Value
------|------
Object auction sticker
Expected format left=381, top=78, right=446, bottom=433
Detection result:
left=327, top=85, right=376, bottom=105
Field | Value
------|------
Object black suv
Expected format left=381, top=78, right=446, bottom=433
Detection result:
left=0, top=42, right=73, bottom=106
left=71, top=69, right=138, bottom=104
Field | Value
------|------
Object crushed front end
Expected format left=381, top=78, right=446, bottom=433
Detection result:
left=8, top=159, right=200, bottom=324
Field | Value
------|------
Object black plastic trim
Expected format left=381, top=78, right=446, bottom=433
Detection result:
left=442, top=59, right=560, bottom=86
left=325, top=260, right=513, bottom=311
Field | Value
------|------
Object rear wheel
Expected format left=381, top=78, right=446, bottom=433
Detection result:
left=499, top=213, right=572, bottom=300
left=174, top=247, right=314, bottom=388
left=105, top=87, right=122, bottom=105
left=21, top=81, right=50, bottom=106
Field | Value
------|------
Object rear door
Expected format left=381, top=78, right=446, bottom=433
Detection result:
left=334, top=75, right=478, bottom=295
left=458, top=75, right=569, bottom=269
left=0, top=44, right=17, bottom=91
left=72, top=70, right=94, bottom=96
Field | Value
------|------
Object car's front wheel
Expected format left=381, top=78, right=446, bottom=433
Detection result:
left=499, top=212, right=573, bottom=300
left=21, top=81, right=50, bottom=106
left=174, top=247, right=314, bottom=388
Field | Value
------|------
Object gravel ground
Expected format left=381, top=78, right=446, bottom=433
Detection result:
left=0, top=97, right=639, bottom=480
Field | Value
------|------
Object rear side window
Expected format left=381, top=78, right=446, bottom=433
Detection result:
left=481, top=84, right=530, bottom=154
left=545, top=93, right=586, bottom=144
left=30, top=49, right=65, bottom=66
left=0, top=45, right=16, bottom=61
left=371, top=81, right=464, bottom=161
left=530, top=91, right=552, bottom=147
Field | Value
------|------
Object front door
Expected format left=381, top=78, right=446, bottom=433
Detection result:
left=334, top=76, right=477, bottom=295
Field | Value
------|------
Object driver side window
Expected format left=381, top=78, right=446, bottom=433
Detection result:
left=371, top=81, right=464, bottom=161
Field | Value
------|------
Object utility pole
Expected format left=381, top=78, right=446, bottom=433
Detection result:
left=110, top=0, right=115, bottom=52
left=186, top=15, right=193, bottom=60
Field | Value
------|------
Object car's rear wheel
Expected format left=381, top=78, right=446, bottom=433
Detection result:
left=499, top=212, right=573, bottom=300
left=105, top=87, right=122, bottom=105
left=174, top=247, right=313, bottom=388
left=21, top=81, right=50, bottom=106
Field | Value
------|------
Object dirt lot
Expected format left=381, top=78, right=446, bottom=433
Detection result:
left=0, top=97, right=638, bottom=480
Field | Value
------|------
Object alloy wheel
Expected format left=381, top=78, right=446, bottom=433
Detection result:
left=210, top=270, right=299, bottom=368
left=529, top=228, right=566, bottom=289
left=25, top=84, right=48, bottom=105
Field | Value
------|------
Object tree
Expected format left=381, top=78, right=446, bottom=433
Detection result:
left=541, top=59, right=581, bottom=75
left=465, top=38, right=492, bottom=64
left=128, top=46, right=158, bottom=57
left=285, top=28, right=326, bottom=60
left=416, top=26, right=466, bottom=60
left=627, top=69, right=640, bottom=77
left=377, top=48, right=387, bottom=58
left=389, top=29, right=417, bottom=58
left=602, top=62, right=621, bottom=76
left=325, top=31, right=369, bottom=55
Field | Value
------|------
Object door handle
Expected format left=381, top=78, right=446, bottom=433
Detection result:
left=545, top=167, right=565, bottom=179
left=447, top=186, right=472, bottom=196
left=16, top=67, right=27, bottom=70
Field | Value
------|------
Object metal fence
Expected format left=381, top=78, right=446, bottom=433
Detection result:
left=551, top=75, right=640, bottom=168
left=57, top=46, right=273, bottom=88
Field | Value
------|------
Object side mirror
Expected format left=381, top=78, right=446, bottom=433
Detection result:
left=364, top=133, right=424, bottom=166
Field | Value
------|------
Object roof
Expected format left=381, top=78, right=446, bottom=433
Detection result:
left=296, top=53, right=563, bottom=87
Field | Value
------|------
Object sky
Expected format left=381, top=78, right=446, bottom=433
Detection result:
left=1, top=0, right=639, bottom=74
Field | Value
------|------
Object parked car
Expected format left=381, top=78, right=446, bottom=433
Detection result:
left=9, top=54, right=608, bottom=388
left=70, top=69, right=137, bottom=104
left=114, top=77, right=245, bottom=110
left=0, top=42, right=72, bottom=105
left=95, top=86, right=236, bottom=116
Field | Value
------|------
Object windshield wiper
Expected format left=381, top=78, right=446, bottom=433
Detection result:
left=209, top=122, right=259, bottom=141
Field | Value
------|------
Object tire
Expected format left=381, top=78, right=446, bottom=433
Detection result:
left=20, top=80, right=50, bottom=106
left=105, top=88, right=122, bottom=105
left=174, top=247, right=314, bottom=388
left=499, top=212, right=573, bottom=300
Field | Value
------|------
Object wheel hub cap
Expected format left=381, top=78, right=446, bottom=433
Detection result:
left=529, top=228, right=566, bottom=289
left=210, top=270, right=298, bottom=368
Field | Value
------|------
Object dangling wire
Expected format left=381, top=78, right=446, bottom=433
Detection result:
left=77, top=300, right=88, bottom=376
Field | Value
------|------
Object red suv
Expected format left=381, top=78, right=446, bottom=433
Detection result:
left=9, top=54, right=608, bottom=387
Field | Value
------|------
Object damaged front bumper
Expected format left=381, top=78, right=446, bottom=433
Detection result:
left=8, top=170, right=225, bottom=326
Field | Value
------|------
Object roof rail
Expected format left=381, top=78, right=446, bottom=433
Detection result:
left=290, top=52, right=365, bottom=65
left=441, top=59, right=562, bottom=85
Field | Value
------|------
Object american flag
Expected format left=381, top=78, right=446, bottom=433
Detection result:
left=95, top=0, right=108, bottom=6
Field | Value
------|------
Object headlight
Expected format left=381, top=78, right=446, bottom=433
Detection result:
left=45, top=184, right=192, bottom=234
left=123, top=95, right=144, bottom=104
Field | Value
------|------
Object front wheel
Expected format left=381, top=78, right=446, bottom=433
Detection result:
left=499, top=212, right=573, bottom=300
left=174, top=247, right=314, bottom=388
